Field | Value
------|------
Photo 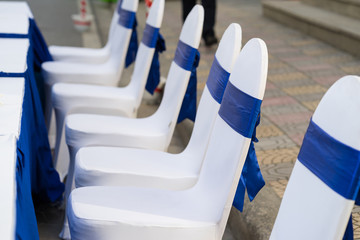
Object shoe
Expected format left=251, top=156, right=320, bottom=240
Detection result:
left=203, top=32, right=218, bottom=47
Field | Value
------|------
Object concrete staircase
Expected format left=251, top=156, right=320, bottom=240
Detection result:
left=262, top=0, right=360, bottom=56
left=303, top=0, right=360, bottom=20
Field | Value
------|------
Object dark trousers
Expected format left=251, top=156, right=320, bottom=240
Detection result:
left=181, top=0, right=216, bottom=37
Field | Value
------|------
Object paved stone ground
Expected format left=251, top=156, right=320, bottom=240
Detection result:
left=35, top=0, right=360, bottom=239
left=157, top=0, right=360, bottom=237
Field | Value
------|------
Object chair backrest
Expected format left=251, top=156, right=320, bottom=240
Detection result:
left=105, top=0, right=122, bottom=48
left=0, top=135, right=17, bottom=240
left=270, top=75, right=360, bottom=239
left=192, top=38, right=268, bottom=237
left=125, top=0, right=165, bottom=108
left=150, top=5, right=204, bottom=149
left=106, top=0, right=138, bottom=82
left=181, top=23, right=242, bottom=163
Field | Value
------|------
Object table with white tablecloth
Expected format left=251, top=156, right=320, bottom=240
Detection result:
left=0, top=4, right=64, bottom=239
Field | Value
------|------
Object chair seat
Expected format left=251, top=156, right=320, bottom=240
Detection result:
left=52, top=83, right=136, bottom=117
left=68, top=186, right=218, bottom=240
left=75, top=146, right=198, bottom=189
left=42, top=61, right=116, bottom=86
left=66, top=114, right=168, bottom=151
left=49, top=45, right=110, bottom=64
left=51, top=83, right=137, bottom=182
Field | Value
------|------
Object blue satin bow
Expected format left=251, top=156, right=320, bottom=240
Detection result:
left=117, top=4, right=138, bottom=68
left=174, top=40, right=200, bottom=123
left=218, top=81, right=265, bottom=211
left=233, top=114, right=265, bottom=211
left=145, top=31, right=166, bottom=94
left=125, top=17, right=138, bottom=68
left=206, top=57, right=230, bottom=104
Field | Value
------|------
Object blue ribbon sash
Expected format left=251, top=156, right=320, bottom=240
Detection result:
left=125, top=17, right=138, bottom=68
left=174, top=40, right=200, bottom=122
left=145, top=32, right=166, bottom=94
left=219, top=81, right=262, bottom=138
left=219, top=81, right=265, bottom=211
left=117, top=7, right=138, bottom=67
left=206, top=57, right=230, bottom=104
left=118, top=9, right=136, bottom=29
left=298, top=120, right=360, bottom=240
left=298, top=120, right=360, bottom=200
left=142, top=24, right=160, bottom=48
left=141, top=23, right=162, bottom=94
left=174, top=40, right=199, bottom=71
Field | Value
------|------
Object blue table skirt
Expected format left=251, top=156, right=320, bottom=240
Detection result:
left=0, top=19, right=63, bottom=240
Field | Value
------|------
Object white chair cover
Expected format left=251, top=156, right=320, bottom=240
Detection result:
left=61, top=5, right=204, bottom=239
left=67, top=38, right=268, bottom=240
left=73, top=23, right=242, bottom=189
left=51, top=0, right=165, bottom=182
left=270, top=75, right=360, bottom=239
left=41, top=0, right=139, bottom=135
left=64, top=3, right=204, bottom=194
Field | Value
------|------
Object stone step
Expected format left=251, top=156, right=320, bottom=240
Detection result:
left=263, top=1, right=360, bottom=56
left=303, top=0, right=360, bottom=20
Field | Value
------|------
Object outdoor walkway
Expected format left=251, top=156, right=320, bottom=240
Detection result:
left=158, top=0, right=360, bottom=237
left=159, top=0, right=360, bottom=238
left=34, top=0, right=360, bottom=239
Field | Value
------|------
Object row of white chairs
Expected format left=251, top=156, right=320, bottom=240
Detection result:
left=44, top=1, right=203, bottom=238
left=42, top=0, right=138, bottom=175
left=45, top=0, right=161, bottom=182
left=51, top=3, right=268, bottom=237
left=39, top=0, right=360, bottom=239
left=0, top=1, right=359, bottom=240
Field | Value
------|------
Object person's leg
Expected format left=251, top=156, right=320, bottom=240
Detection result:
left=201, top=0, right=217, bottom=46
left=182, top=0, right=197, bottom=22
